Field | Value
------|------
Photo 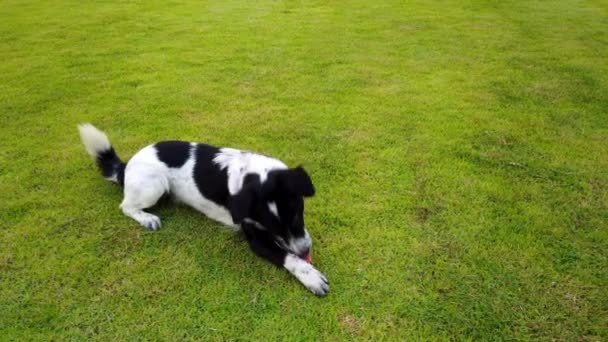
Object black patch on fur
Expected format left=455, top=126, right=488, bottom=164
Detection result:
left=155, top=141, right=191, bottom=168
left=229, top=174, right=262, bottom=224
left=230, top=169, right=311, bottom=240
left=274, top=195, right=306, bottom=238
left=188, top=145, right=313, bottom=257
left=192, top=144, right=230, bottom=206
left=281, top=166, right=315, bottom=197
left=241, top=221, right=287, bottom=267
left=262, top=167, right=315, bottom=198
left=256, top=168, right=314, bottom=239
left=96, top=147, right=125, bottom=186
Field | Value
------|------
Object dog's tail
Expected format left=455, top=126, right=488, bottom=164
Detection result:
left=78, top=123, right=126, bottom=186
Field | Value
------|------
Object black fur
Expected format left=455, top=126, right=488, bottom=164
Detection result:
left=96, top=147, right=125, bottom=186
left=155, top=141, right=191, bottom=168
left=281, top=167, right=315, bottom=197
left=192, top=143, right=230, bottom=206
left=230, top=168, right=313, bottom=242
left=262, top=167, right=315, bottom=198
left=229, top=174, right=262, bottom=224
left=275, top=194, right=306, bottom=239
left=241, top=220, right=288, bottom=267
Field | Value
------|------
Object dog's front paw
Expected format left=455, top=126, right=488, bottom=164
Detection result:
left=299, top=266, right=330, bottom=296
left=139, top=214, right=161, bottom=231
left=284, top=255, right=329, bottom=296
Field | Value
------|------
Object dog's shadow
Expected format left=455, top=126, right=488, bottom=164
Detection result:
left=152, top=194, right=245, bottom=238
left=96, top=192, right=292, bottom=294
left=153, top=198, right=292, bottom=288
left=147, top=196, right=271, bottom=265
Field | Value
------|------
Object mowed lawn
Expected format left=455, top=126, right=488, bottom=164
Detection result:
left=1, top=0, right=607, bottom=340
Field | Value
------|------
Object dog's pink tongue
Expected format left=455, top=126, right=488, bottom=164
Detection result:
left=303, top=253, right=312, bottom=264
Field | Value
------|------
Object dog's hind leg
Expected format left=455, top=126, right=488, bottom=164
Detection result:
left=120, top=165, right=168, bottom=230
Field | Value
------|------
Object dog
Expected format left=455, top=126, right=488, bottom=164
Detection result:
left=78, top=123, right=329, bottom=296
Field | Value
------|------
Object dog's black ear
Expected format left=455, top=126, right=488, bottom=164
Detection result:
left=230, top=176, right=261, bottom=224
left=280, top=166, right=315, bottom=197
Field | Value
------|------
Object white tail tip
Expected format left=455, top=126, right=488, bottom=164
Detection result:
left=78, top=123, right=111, bottom=157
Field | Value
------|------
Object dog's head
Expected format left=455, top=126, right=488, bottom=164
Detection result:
left=229, top=166, right=315, bottom=257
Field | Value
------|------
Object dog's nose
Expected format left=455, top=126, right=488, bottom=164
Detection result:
left=299, top=248, right=312, bottom=263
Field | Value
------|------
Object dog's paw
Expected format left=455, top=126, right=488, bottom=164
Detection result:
left=284, top=255, right=329, bottom=296
left=299, top=266, right=330, bottom=296
left=139, top=214, right=161, bottom=231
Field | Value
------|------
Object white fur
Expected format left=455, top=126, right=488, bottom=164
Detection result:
left=268, top=202, right=278, bottom=217
left=284, top=254, right=329, bottom=295
left=119, top=144, right=236, bottom=229
left=243, top=218, right=267, bottom=231
left=105, top=173, right=119, bottom=183
left=289, top=229, right=312, bottom=255
left=114, top=142, right=288, bottom=231
left=78, top=123, right=112, bottom=157
left=119, top=146, right=169, bottom=229
left=213, top=148, right=287, bottom=195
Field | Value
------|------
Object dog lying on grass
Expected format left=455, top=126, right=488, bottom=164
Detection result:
left=78, top=124, right=329, bottom=296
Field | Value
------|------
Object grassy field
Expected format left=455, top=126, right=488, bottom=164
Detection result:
left=1, top=0, right=607, bottom=340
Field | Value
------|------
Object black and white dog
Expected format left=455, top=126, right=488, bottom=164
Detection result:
left=78, top=124, right=329, bottom=296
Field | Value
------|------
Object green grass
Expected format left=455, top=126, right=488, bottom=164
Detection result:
left=1, top=0, right=607, bottom=339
